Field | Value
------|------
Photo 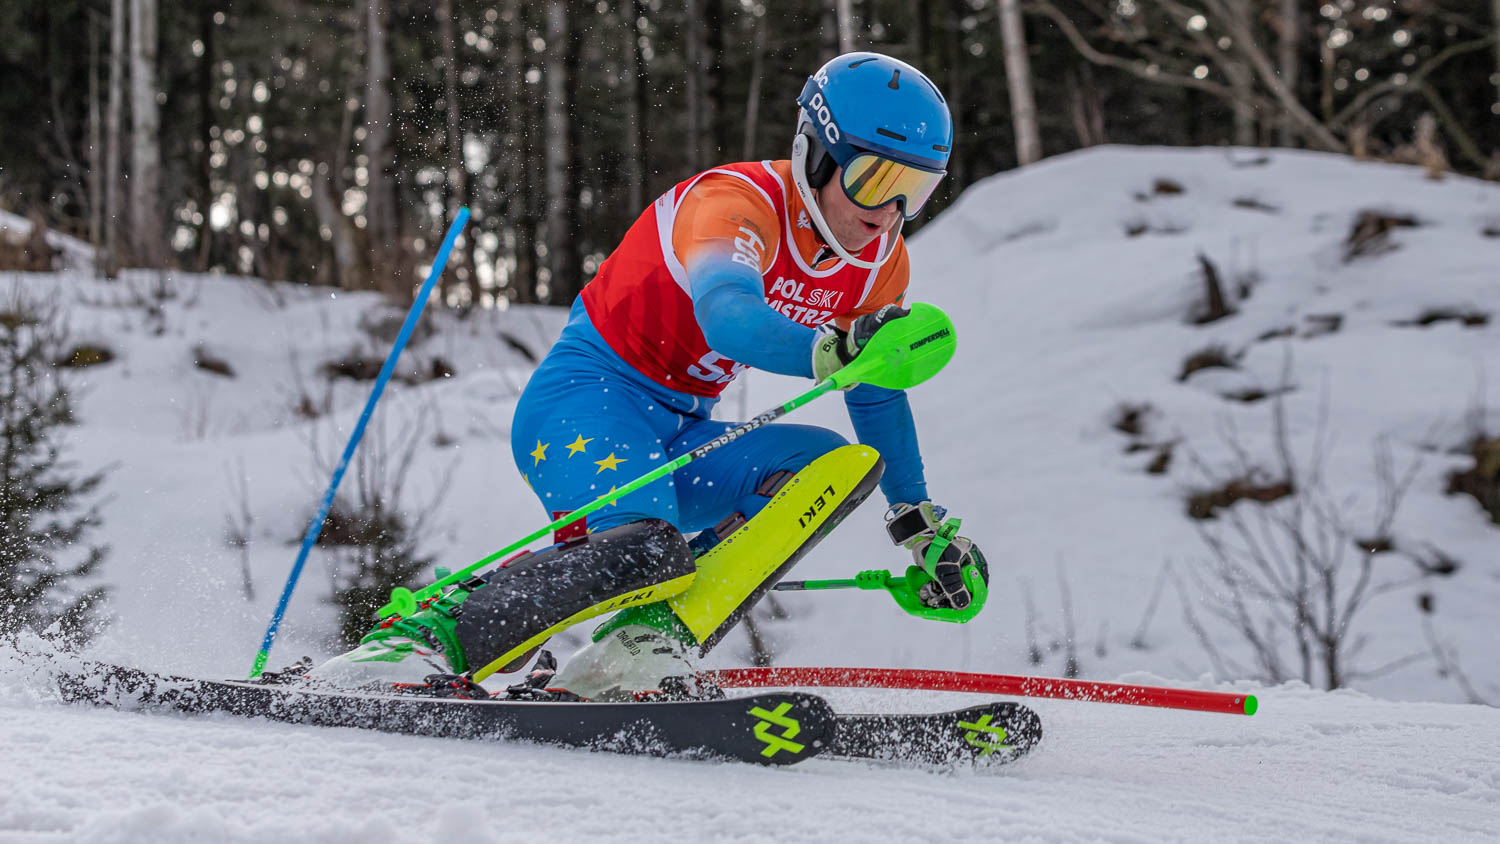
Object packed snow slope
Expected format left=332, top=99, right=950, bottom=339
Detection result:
left=2, top=649, right=1497, bottom=843
left=1, top=146, right=1498, bottom=841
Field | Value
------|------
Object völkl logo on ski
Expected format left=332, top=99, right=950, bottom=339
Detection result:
left=748, top=701, right=806, bottom=759
left=956, top=713, right=1011, bottom=756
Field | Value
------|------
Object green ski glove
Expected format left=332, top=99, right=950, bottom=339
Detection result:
left=885, top=502, right=989, bottom=611
left=812, top=304, right=910, bottom=387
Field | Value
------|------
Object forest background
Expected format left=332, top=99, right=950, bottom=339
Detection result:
left=2, top=0, right=1497, bottom=302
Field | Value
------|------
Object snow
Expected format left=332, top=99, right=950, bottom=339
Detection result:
left=2, top=146, right=1499, bottom=840
left=3, top=646, right=1497, bottom=843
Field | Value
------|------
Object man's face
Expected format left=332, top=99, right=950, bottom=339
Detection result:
left=815, top=166, right=902, bottom=254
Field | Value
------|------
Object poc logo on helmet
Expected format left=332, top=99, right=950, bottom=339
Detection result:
left=807, top=91, right=841, bottom=145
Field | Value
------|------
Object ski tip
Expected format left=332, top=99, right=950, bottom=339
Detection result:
left=1242, top=695, right=1258, bottom=716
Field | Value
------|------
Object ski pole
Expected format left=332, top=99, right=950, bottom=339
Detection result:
left=250, top=207, right=470, bottom=679
left=377, top=302, right=959, bottom=620
left=707, top=666, right=1259, bottom=716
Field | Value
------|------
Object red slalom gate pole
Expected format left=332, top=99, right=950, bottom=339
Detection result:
left=705, top=667, right=1258, bottom=716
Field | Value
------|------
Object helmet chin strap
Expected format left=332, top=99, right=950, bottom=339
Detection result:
left=791, top=133, right=897, bottom=271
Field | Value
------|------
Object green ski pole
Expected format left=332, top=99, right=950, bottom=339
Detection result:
left=377, top=302, right=958, bottom=620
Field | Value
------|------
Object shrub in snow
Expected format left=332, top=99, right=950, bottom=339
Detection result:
left=192, top=345, right=236, bottom=378
left=1301, top=313, right=1343, bottom=339
left=307, top=409, right=454, bottom=647
left=1177, top=344, right=1239, bottom=381
left=1183, top=398, right=1424, bottom=690
left=1184, top=471, right=1293, bottom=520
left=1110, top=402, right=1155, bottom=438
left=1391, top=308, right=1489, bottom=329
left=1343, top=210, right=1419, bottom=261
left=1445, top=438, right=1500, bottom=526
left=0, top=297, right=110, bottom=642
left=1190, top=252, right=1236, bottom=325
left=56, top=343, right=115, bottom=368
left=1152, top=178, right=1185, bottom=196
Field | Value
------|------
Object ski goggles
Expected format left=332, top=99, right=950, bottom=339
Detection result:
left=839, top=152, right=946, bottom=220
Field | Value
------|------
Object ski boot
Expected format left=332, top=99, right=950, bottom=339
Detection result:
left=312, top=519, right=698, bottom=690
left=307, top=584, right=476, bottom=689
left=548, top=603, right=721, bottom=702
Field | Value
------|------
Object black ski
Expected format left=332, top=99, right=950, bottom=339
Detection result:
left=55, top=663, right=835, bottom=766
left=829, top=701, right=1042, bottom=765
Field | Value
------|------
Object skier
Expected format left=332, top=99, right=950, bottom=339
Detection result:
left=314, top=52, right=987, bottom=699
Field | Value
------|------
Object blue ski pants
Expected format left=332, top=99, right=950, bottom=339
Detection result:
left=511, top=300, right=849, bottom=536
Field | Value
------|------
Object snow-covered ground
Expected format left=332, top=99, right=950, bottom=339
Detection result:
left=2, top=146, right=1498, bottom=840
left=3, top=647, right=1496, bottom=843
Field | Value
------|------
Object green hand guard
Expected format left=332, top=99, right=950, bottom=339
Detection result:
left=853, top=565, right=988, bottom=624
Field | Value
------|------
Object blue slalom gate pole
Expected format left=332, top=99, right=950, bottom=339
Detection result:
left=250, top=207, right=470, bottom=678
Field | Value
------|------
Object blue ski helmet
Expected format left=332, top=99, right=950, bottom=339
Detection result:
left=795, top=52, right=953, bottom=220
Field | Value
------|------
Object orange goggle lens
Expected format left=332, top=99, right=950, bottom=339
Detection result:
left=840, top=153, right=946, bottom=219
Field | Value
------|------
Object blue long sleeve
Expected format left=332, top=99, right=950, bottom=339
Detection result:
left=689, top=253, right=928, bottom=505
left=689, top=254, right=816, bottom=378
left=845, top=383, right=929, bottom=506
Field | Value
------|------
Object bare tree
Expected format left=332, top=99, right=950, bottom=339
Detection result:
left=128, top=0, right=164, bottom=267
left=999, top=0, right=1042, bottom=165
left=1494, top=0, right=1500, bottom=109
left=834, top=0, right=854, bottom=53
left=310, top=408, right=457, bottom=647
left=436, top=0, right=472, bottom=306
left=543, top=0, right=580, bottom=303
left=87, top=13, right=104, bottom=251
left=223, top=459, right=256, bottom=602
left=622, top=1, right=646, bottom=213
left=363, top=0, right=400, bottom=295
left=194, top=4, right=216, bottom=272
left=685, top=0, right=706, bottom=172
left=742, top=6, right=768, bottom=161
left=1277, top=0, right=1302, bottom=146
left=1032, top=0, right=1343, bottom=151
left=1185, top=388, right=1426, bottom=690
left=103, top=0, right=125, bottom=276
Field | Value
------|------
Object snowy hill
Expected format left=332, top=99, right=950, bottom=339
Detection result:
left=2, top=146, right=1499, bottom=841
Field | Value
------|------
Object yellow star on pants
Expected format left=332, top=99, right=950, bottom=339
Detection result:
left=607, top=486, right=619, bottom=506
left=594, top=452, right=626, bottom=473
left=529, top=440, right=549, bottom=465
left=565, top=434, right=594, bottom=456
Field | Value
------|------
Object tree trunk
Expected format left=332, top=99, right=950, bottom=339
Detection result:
left=543, top=1, right=580, bottom=303
left=1224, top=0, right=1257, bottom=146
left=128, top=0, right=164, bottom=268
left=835, top=0, right=854, bottom=53
left=622, top=2, right=643, bottom=213
left=630, top=0, right=651, bottom=205
left=503, top=0, right=536, bottom=305
left=196, top=4, right=215, bottom=271
left=313, top=171, right=360, bottom=289
left=944, top=0, right=966, bottom=188
left=87, top=14, right=103, bottom=250
left=364, top=0, right=400, bottom=295
left=1277, top=0, right=1301, bottom=146
left=1493, top=0, right=1500, bottom=113
left=742, top=11, right=767, bottom=161
left=104, top=0, right=124, bottom=276
left=821, top=2, right=839, bottom=61
left=704, top=0, right=725, bottom=162
left=685, top=0, right=704, bottom=173
left=437, top=0, right=472, bottom=306
left=998, top=0, right=1042, bottom=165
